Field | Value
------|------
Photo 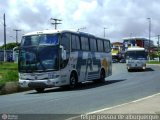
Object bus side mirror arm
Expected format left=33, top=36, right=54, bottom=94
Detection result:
left=60, top=45, right=67, bottom=60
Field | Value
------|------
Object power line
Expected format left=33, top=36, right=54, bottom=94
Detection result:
left=50, top=18, right=62, bottom=30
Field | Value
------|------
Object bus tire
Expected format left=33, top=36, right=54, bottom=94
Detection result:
left=69, top=73, right=77, bottom=89
left=100, top=69, right=105, bottom=83
left=35, top=88, right=45, bottom=93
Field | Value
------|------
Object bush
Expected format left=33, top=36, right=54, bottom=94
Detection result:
left=147, top=61, right=160, bottom=64
left=0, top=62, right=18, bottom=86
left=4, top=71, right=18, bottom=81
left=0, top=71, right=18, bottom=86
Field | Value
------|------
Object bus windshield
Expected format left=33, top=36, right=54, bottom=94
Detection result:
left=126, top=51, right=147, bottom=60
left=21, top=34, right=59, bottom=46
left=19, top=46, right=59, bottom=73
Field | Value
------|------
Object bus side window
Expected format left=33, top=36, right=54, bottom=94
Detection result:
left=61, top=33, right=70, bottom=51
left=109, top=41, right=112, bottom=52
left=81, top=36, right=89, bottom=51
left=71, top=34, right=80, bottom=51
left=104, top=41, right=111, bottom=53
left=90, top=38, right=97, bottom=52
left=97, top=39, right=104, bottom=52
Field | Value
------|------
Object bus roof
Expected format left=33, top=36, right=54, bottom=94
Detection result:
left=23, top=29, right=94, bottom=37
left=127, top=47, right=145, bottom=51
left=23, top=29, right=109, bottom=41
left=123, top=37, right=148, bottom=41
left=24, top=29, right=75, bottom=36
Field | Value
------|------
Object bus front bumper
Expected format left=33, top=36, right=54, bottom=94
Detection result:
left=127, top=63, right=146, bottom=70
left=19, top=78, right=61, bottom=88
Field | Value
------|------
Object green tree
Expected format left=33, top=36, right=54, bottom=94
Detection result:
left=149, top=52, right=158, bottom=60
left=156, top=51, right=160, bottom=62
left=0, top=42, right=20, bottom=50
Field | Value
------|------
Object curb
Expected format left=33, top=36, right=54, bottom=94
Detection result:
left=0, top=82, right=31, bottom=95
left=147, top=64, right=160, bottom=66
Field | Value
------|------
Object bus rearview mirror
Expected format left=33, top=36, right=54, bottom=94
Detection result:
left=60, top=45, right=67, bottom=60
left=62, top=49, right=67, bottom=60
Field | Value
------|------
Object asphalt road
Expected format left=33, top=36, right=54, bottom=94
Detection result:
left=0, top=64, right=160, bottom=119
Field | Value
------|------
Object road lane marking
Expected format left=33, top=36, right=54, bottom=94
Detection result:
left=65, top=115, right=81, bottom=120
left=88, top=92, right=160, bottom=114
left=66, top=92, right=160, bottom=120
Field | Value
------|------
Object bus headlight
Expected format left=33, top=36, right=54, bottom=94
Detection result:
left=19, top=74, right=25, bottom=79
left=48, top=73, right=59, bottom=79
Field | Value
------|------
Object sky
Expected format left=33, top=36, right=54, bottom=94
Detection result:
left=0, top=0, right=160, bottom=46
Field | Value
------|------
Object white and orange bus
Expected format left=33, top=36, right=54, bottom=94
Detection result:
left=18, top=30, right=112, bottom=92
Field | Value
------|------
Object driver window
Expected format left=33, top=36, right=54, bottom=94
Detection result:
left=61, top=33, right=70, bottom=51
left=60, top=33, right=71, bottom=68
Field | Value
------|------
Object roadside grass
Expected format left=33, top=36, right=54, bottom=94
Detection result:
left=147, top=61, right=160, bottom=64
left=0, top=62, right=18, bottom=86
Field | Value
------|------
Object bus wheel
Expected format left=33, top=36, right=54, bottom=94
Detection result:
left=35, top=88, right=45, bottom=93
left=69, top=73, right=77, bottom=89
left=100, top=69, right=105, bottom=83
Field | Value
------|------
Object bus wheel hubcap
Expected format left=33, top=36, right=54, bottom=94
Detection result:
left=71, top=77, right=75, bottom=85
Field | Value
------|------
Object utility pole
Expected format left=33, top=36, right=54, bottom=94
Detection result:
left=104, top=27, right=107, bottom=38
left=13, top=29, right=21, bottom=44
left=158, top=35, right=160, bottom=62
left=50, top=18, right=62, bottom=29
left=3, top=13, right=6, bottom=62
left=147, top=18, right=151, bottom=60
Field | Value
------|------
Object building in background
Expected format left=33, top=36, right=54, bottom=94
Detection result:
left=0, top=47, right=19, bottom=62
left=122, top=37, right=154, bottom=52
left=0, top=50, right=13, bottom=62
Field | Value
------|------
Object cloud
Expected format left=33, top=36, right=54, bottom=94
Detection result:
left=0, top=0, right=160, bottom=45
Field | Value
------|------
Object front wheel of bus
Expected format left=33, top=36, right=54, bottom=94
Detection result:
left=35, top=88, right=45, bottom=93
left=69, top=73, right=77, bottom=89
left=100, top=69, right=105, bottom=83
left=128, top=69, right=131, bottom=72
